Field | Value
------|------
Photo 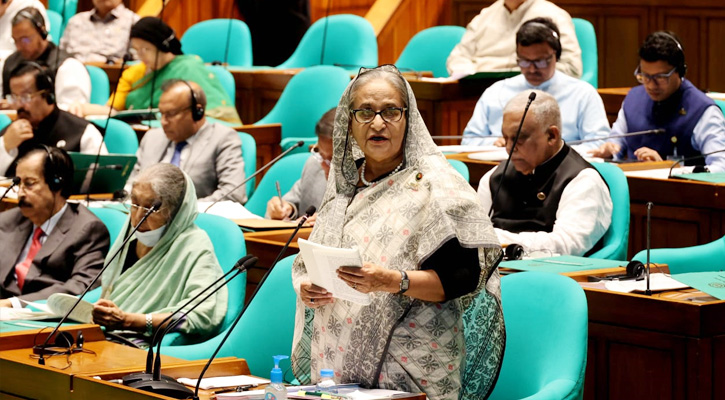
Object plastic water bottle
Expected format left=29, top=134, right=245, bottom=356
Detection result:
left=265, top=355, right=288, bottom=400
left=315, top=369, right=338, bottom=394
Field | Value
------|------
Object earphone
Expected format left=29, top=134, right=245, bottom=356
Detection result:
left=520, top=19, right=562, bottom=60
left=504, top=244, right=524, bottom=261
left=658, top=31, right=687, bottom=77
left=40, top=144, right=63, bottom=192
left=179, top=80, right=205, bottom=121
left=14, top=61, right=55, bottom=105
left=160, top=32, right=176, bottom=53
left=15, top=8, right=48, bottom=40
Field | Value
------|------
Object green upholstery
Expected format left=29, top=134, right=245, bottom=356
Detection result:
left=276, top=14, right=377, bottom=70
left=395, top=26, right=466, bottom=78
left=91, top=119, right=138, bottom=155
left=255, top=66, right=350, bottom=154
left=89, top=207, right=127, bottom=248
left=447, top=159, right=470, bottom=182
left=244, top=153, right=310, bottom=217
left=589, top=162, right=629, bottom=260
left=181, top=19, right=252, bottom=67
left=86, top=65, right=110, bottom=105
left=633, top=236, right=725, bottom=274
left=161, top=254, right=298, bottom=380
left=238, top=132, right=257, bottom=199
left=0, top=114, right=10, bottom=130
left=46, top=10, right=63, bottom=45
left=715, top=99, right=725, bottom=114
left=489, top=271, right=588, bottom=400
left=573, top=18, right=598, bottom=88
left=47, top=0, right=77, bottom=24
left=206, top=65, right=236, bottom=106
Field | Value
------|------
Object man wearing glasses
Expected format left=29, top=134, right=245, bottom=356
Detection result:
left=127, top=79, right=247, bottom=203
left=461, top=18, right=609, bottom=153
left=590, top=31, right=725, bottom=172
left=0, top=62, right=105, bottom=176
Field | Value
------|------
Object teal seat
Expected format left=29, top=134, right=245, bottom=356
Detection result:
left=589, top=162, right=629, bottom=260
left=91, top=119, right=139, bottom=155
left=488, top=272, right=588, bottom=400
left=86, top=65, right=110, bottom=105
left=161, top=254, right=297, bottom=379
left=255, top=66, right=349, bottom=153
left=206, top=65, right=236, bottom=106
left=89, top=207, right=127, bottom=248
left=181, top=19, right=252, bottom=67
left=244, top=153, right=310, bottom=217
left=395, top=26, right=466, bottom=78
left=633, top=236, right=725, bottom=274
left=447, top=159, right=469, bottom=182
left=715, top=99, right=725, bottom=114
left=46, top=10, right=63, bottom=45
left=47, top=0, right=77, bottom=24
left=276, top=14, right=378, bottom=70
left=0, top=114, right=10, bottom=130
left=573, top=18, right=598, bottom=88
left=238, top=132, right=257, bottom=199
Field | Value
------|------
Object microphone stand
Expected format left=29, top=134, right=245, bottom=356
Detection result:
left=35, top=201, right=161, bottom=364
left=0, top=177, right=20, bottom=202
left=429, top=129, right=666, bottom=143
left=644, top=202, right=653, bottom=296
left=667, top=148, right=725, bottom=178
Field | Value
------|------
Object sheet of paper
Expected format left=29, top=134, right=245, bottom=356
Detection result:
left=671, top=271, right=725, bottom=300
left=215, top=389, right=265, bottom=399
left=177, top=375, right=270, bottom=390
left=298, top=239, right=371, bottom=305
left=468, top=149, right=509, bottom=161
left=198, top=201, right=262, bottom=220
left=438, top=145, right=501, bottom=154
left=622, top=166, right=694, bottom=179
left=604, top=273, right=689, bottom=293
left=0, top=307, right=54, bottom=321
left=46, top=293, right=94, bottom=323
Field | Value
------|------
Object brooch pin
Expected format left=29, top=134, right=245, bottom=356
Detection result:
left=536, top=192, right=546, bottom=201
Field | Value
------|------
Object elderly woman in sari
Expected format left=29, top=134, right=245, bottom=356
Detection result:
left=291, top=65, right=505, bottom=400
left=92, top=163, right=227, bottom=341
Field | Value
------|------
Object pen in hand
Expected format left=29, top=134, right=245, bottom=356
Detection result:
left=275, top=180, right=283, bottom=203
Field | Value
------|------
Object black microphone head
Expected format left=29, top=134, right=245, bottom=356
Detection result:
left=304, top=206, right=316, bottom=217
left=528, top=92, right=537, bottom=101
left=242, top=256, right=258, bottom=269
left=296, top=140, right=305, bottom=148
left=233, top=255, right=255, bottom=270
left=151, top=200, right=163, bottom=211
left=11, top=176, right=20, bottom=185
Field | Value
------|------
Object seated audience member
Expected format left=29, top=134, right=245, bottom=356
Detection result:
left=265, top=108, right=335, bottom=223
left=59, top=0, right=139, bottom=64
left=462, top=18, right=609, bottom=153
left=0, top=0, right=48, bottom=90
left=1, top=7, right=91, bottom=108
left=478, top=90, right=612, bottom=256
left=0, top=146, right=110, bottom=307
left=93, top=164, right=227, bottom=341
left=447, top=0, right=581, bottom=78
left=127, top=79, right=246, bottom=203
left=0, top=63, right=106, bottom=176
left=590, top=31, right=725, bottom=172
left=73, top=17, right=240, bottom=124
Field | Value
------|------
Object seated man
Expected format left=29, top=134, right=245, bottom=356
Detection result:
left=2, top=7, right=91, bottom=108
left=266, top=108, right=334, bottom=223
left=0, top=146, right=110, bottom=307
left=590, top=31, right=725, bottom=172
left=478, top=90, right=612, bottom=256
left=447, top=0, right=581, bottom=78
left=0, top=0, right=48, bottom=90
left=59, top=0, right=139, bottom=64
left=462, top=18, right=609, bottom=153
left=0, top=63, right=106, bottom=176
left=128, top=79, right=247, bottom=203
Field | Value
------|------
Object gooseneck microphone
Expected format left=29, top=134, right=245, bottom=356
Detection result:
left=644, top=202, right=653, bottom=296
left=204, top=140, right=306, bottom=212
left=190, top=206, right=316, bottom=400
left=1, top=176, right=21, bottom=202
left=35, top=200, right=162, bottom=365
left=565, top=129, right=666, bottom=146
left=667, top=148, right=725, bottom=178
left=488, top=92, right=536, bottom=217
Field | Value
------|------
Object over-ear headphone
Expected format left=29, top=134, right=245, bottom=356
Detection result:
left=504, top=243, right=524, bottom=261
left=520, top=19, right=562, bottom=61
left=659, top=31, right=687, bottom=77
left=40, top=144, right=63, bottom=192
left=15, top=8, right=48, bottom=40
left=179, top=80, right=204, bottom=121
left=160, top=32, right=176, bottom=53
left=16, top=61, right=55, bottom=105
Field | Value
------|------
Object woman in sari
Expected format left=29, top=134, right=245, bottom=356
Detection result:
left=291, top=65, right=505, bottom=400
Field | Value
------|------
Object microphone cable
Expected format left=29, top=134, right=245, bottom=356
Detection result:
left=319, top=0, right=332, bottom=65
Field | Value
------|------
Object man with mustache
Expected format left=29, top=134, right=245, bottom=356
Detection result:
left=0, top=146, right=109, bottom=308
left=0, top=62, right=106, bottom=176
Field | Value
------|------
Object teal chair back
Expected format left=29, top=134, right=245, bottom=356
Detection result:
left=91, top=119, right=139, bottom=155
left=89, top=207, right=127, bottom=247
left=47, top=0, right=78, bottom=23
left=181, top=19, right=252, bottom=67
left=244, top=153, right=310, bottom=217
left=0, top=114, right=10, bottom=130
left=276, top=14, right=378, bottom=70
left=489, top=272, right=588, bottom=400
left=46, top=10, right=63, bottom=45
left=207, top=65, right=236, bottom=106
left=256, top=66, right=349, bottom=153
left=633, top=236, right=725, bottom=274
left=715, top=99, right=725, bottom=114
left=589, top=162, right=629, bottom=260
left=447, top=159, right=469, bottom=182
left=395, top=26, right=466, bottom=78
left=161, top=254, right=298, bottom=379
left=573, top=18, right=598, bottom=88
left=238, top=132, right=257, bottom=199
left=86, top=65, right=110, bottom=105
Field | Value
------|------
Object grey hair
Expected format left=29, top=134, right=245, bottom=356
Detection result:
left=504, top=90, right=561, bottom=133
left=348, top=68, right=409, bottom=109
left=133, top=164, right=186, bottom=221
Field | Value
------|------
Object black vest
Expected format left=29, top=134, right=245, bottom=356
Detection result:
left=2, top=43, right=70, bottom=97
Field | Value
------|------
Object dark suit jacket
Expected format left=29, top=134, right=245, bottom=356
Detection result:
left=0, top=203, right=110, bottom=302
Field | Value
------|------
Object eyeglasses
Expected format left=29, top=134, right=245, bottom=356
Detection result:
left=516, top=53, right=555, bottom=69
left=310, top=144, right=331, bottom=166
left=157, top=106, right=191, bottom=120
left=17, top=178, right=42, bottom=192
left=634, top=66, right=677, bottom=85
left=123, top=202, right=162, bottom=214
left=5, top=90, right=47, bottom=106
left=350, top=107, right=407, bottom=124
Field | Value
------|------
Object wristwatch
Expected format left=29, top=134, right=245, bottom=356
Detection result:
left=398, top=270, right=410, bottom=294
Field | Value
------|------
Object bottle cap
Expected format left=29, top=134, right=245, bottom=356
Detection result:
left=270, top=355, right=289, bottom=383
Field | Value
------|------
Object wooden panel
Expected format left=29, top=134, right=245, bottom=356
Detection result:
left=310, top=0, right=373, bottom=22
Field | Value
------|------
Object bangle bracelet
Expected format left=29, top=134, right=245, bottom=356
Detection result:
left=145, top=313, right=153, bottom=336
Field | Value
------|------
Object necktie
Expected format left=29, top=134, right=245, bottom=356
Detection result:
left=170, top=141, right=188, bottom=167
left=15, top=227, right=44, bottom=291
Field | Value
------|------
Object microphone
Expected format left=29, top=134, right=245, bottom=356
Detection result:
left=203, top=140, right=306, bottom=212
left=76, top=164, right=124, bottom=171
left=124, top=256, right=259, bottom=399
left=488, top=91, right=536, bottom=217
left=644, top=202, right=653, bottom=296
left=1, top=176, right=21, bottom=202
left=190, top=206, right=316, bottom=400
left=565, top=129, right=665, bottom=145
left=35, top=200, right=162, bottom=365
left=667, top=148, right=725, bottom=178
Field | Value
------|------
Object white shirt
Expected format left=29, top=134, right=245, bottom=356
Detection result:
left=54, top=57, right=92, bottom=109
left=478, top=165, right=612, bottom=256
left=0, top=0, right=50, bottom=90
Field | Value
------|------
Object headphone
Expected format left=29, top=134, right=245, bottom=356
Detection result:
left=504, top=243, right=524, bottom=261
left=658, top=31, right=687, bottom=77
left=15, top=61, right=55, bottom=105
left=40, top=144, right=64, bottom=193
left=520, top=19, right=562, bottom=60
left=159, top=32, right=176, bottom=53
left=15, top=8, right=48, bottom=40
left=179, top=80, right=205, bottom=121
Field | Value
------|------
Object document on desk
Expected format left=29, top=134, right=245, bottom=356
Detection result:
left=177, top=375, right=269, bottom=390
left=604, top=273, right=689, bottom=293
left=298, top=239, right=371, bottom=305
left=671, top=271, right=725, bottom=300
left=0, top=293, right=93, bottom=323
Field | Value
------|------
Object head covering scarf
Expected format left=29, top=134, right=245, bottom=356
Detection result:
left=130, top=17, right=183, bottom=55
left=100, top=171, right=227, bottom=337
left=291, top=65, right=504, bottom=400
